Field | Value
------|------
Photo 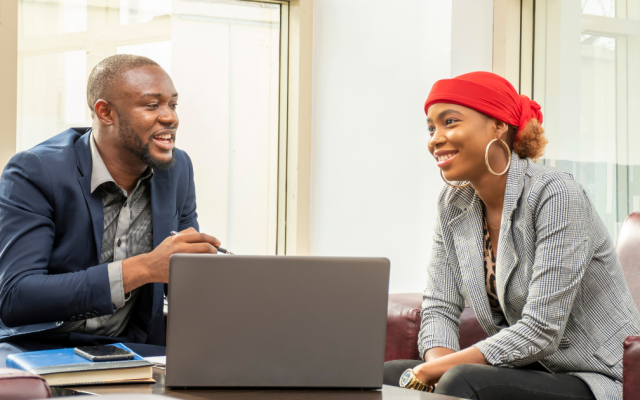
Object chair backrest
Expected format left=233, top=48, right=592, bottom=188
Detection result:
left=615, top=212, right=640, bottom=307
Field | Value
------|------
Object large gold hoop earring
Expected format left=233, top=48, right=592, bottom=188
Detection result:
left=440, top=169, right=471, bottom=189
left=485, top=139, right=511, bottom=176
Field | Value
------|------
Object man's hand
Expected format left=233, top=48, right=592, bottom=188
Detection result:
left=122, top=227, right=221, bottom=292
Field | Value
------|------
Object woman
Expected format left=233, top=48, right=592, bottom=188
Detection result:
left=383, top=72, right=640, bottom=400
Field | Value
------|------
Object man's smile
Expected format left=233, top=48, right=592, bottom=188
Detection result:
left=151, top=130, right=175, bottom=151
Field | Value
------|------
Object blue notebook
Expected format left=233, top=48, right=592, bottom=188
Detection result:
left=6, top=343, right=154, bottom=386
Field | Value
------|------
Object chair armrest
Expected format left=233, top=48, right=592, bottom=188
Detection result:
left=624, top=336, right=640, bottom=400
left=0, top=368, right=50, bottom=400
left=385, top=293, right=422, bottom=361
left=385, top=293, right=488, bottom=362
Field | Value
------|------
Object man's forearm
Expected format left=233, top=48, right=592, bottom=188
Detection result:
left=122, top=254, right=152, bottom=293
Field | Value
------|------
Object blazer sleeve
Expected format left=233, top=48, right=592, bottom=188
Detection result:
left=474, top=176, right=592, bottom=367
left=0, top=151, right=113, bottom=328
left=178, top=152, right=199, bottom=232
left=418, top=214, right=465, bottom=358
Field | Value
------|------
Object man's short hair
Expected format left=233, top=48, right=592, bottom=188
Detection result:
left=87, top=54, right=160, bottom=115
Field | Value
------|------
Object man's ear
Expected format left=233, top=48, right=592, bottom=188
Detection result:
left=94, top=99, right=114, bottom=126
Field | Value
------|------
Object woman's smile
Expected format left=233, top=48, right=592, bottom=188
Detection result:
left=434, top=150, right=459, bottom=168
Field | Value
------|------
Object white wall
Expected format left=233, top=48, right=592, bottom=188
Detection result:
left=310, top=0, right=494, bottom=293
left=451, top=0, right=494, bottom=76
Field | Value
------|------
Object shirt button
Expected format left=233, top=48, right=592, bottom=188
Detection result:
left=92, top=310, right=99, bottom=317
left=117, top=239, right=122, bottom=247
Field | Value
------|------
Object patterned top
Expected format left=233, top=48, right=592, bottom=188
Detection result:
left=482, top=218, right=501, bottom=312
left=482, top=217, right=507, bottom=332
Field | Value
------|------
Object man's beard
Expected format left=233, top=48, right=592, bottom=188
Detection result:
left=116, top=110, right=176, bottom=171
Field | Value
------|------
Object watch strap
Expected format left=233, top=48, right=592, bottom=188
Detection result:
left=400, top=369, right=434, bottom=392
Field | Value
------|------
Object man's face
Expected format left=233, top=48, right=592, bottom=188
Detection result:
left=112, top=65, right=179, bottom=170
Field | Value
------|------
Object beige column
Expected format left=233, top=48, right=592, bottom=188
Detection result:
left=493, top=0, right=521, bottom=90
left=284, top=0, right=313, bottom=255
left=0, top=0, right=18, bottom=171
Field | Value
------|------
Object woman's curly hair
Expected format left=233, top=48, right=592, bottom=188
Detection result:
left=511, top=119, right=547, bottom=161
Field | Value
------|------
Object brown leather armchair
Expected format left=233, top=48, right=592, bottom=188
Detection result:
left=386, top=212, right=640, bottom=399
left=0, top=368, right=50, bottom=399
left=615, top=212, right=640, bottom=400
left=385, top=294, right=486, bottom=361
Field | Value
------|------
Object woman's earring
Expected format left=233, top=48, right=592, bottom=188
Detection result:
left=440, top=169, right=471, bottom=189
left=485, top=139, right=511, bottom=176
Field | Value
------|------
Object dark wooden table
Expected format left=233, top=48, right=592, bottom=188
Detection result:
left=53, top=368, right=467, bottom=399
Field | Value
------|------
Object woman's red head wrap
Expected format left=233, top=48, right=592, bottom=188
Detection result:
left=424, top=71, right=543, bottom=140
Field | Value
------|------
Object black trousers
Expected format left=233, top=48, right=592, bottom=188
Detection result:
left=384, top=360, right=596, bottom=400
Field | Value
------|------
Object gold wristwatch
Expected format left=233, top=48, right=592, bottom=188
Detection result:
left=399, top=369, right=434, bottom=392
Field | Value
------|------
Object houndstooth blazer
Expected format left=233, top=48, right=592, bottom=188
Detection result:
left=418, top=153, right=640, bottom=400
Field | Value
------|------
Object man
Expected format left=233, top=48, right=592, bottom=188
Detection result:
left=0, top=54, right=219, bottom=347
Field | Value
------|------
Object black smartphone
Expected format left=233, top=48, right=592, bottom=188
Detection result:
left=74, top=345, right=135, bottom=362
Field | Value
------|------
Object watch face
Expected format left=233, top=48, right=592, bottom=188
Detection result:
left=399, top=369, right=413, bottom=388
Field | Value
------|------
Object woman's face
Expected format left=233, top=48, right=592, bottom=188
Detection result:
left=427, top=103, right=505, bottom=183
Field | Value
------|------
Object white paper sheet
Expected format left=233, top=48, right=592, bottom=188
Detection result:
left=145, top=356, right=166, bottom=367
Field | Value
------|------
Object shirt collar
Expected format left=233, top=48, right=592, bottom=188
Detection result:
left=89, top=130, right=154, bottom=194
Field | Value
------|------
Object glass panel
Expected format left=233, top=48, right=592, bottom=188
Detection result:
left=534, top=0, right=640, bottom=240
left=582, top=0, right=615, bottom=17
left=116, top=42, right=173, bottom=75
left=17, top=50, right=87, bottom=151
left=17, top=0, right=282, bottom=255
left=20, top=0, right=87, bottom=38
left=120, top=0, right=172, bottom=25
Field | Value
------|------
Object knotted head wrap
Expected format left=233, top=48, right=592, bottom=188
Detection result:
left=424, top=71, right=543, bottom=140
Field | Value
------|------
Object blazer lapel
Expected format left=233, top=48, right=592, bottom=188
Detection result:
left=150, top=169, right=174, bottom=247
left=150, top=169, right=174, bottom=317
left=74, top=131, right=104, bottom=258
left=495, top=154, right=527, bottom=314
left=495, top=222, right=518, bottom=315
left=448, top=193, right=499, bottom=336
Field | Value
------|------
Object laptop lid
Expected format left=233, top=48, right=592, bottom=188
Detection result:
left=165, top=254, right=390, bottom=389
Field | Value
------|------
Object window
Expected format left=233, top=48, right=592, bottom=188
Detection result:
left=13, top=0, right=312, bottom=255
left=523, top=0, right=640, bottom=240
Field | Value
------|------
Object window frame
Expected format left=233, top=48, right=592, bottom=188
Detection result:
left=498, top=0, right=640, bottom=239
left=491, top=0, right=534, bottom=96
left=0, top=0, right=18, bottom=174
left=0, top=0, right=312, bottom=256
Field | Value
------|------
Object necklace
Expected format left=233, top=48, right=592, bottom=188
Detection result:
left=482, top=203, right=501, bottom=230
left=487, top=218, right=500, bottom=230
left=486, top=216, right=501, bottom=230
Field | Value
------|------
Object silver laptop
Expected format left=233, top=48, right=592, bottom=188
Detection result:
left=165, top=254, right=390, bottom=389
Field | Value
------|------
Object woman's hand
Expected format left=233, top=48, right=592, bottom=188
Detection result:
left=412, top=363, right=438, bottom=386
left=411, top=346, right=489, bottom=386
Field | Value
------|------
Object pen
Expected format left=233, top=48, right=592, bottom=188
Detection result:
left=170, top=231, right=234, bottom=254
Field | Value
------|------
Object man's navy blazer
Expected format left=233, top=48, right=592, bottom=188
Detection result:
left=0, top=128, right=199, bottom=344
